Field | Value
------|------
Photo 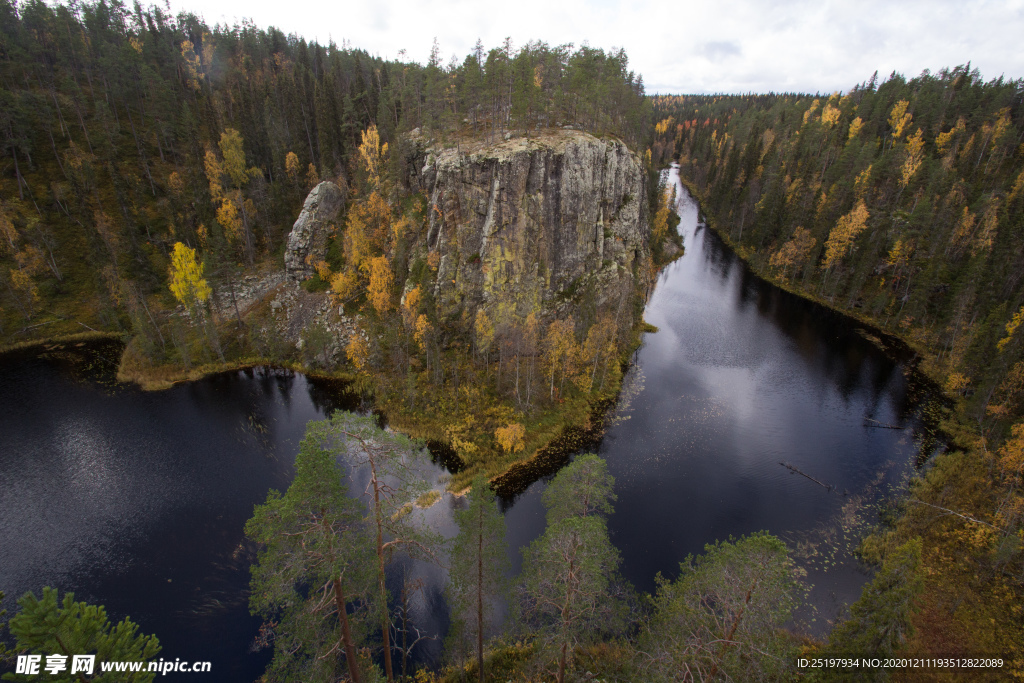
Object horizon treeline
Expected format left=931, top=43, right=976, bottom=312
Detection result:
left=0, top=0, right=649, bottom=338
left=651, top=66, right=1024, bottom=429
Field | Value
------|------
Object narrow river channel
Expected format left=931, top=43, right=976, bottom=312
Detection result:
left=0, top=165, right=937, bottom=679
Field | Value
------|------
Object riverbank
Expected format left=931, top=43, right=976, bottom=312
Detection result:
left=677, top=169, right=1024, bottom=671
left=0, top=329, right=123, bottom=356
left=676, top=173, right=951, bottom=399
left=116, top=319, right=639, bottom=494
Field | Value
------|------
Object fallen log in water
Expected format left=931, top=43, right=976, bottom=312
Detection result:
left=779, top=461, right=846, bottom=494
left=863, top=417, right=904, bottom=430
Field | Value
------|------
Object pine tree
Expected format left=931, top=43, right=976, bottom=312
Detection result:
left=541, top=453, right=616, bottom=523
left=637, top=532, right=802, bottom=682
left=317, top=411, right=441, bottom=683
left=518, top=455, right=623, bottom=683
left=245, top=422, right=375, bottom=683
left=6, top=587, right=160, bottom=682
left=446, top=475, right=510, bottom=682
left=519, top=516, right=621, bottom=683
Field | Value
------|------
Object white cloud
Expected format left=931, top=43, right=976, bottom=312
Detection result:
left=167, top=0, right=1024, bottom=93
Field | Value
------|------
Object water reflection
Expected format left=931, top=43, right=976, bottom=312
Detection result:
left=0, top=166, right=941, bottom=679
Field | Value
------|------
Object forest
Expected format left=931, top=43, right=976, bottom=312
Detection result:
left=2, top=0, right=1023, bottom=678
left=650, top=66, right=1024, bottom=670
left=0, top=0, right=661, bottom=487
left=4, top=414, right=921, bottom=682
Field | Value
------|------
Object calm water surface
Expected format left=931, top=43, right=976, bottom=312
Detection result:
left=0, top=166, right=937, bottom=679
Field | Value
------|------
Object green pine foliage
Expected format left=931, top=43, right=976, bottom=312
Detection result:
left=637, top=532, right=804, bottom=682
left=245, top=422, right=376, bottom=683
left=540, top=452, right=616, bottom=523
left=314, top=411, right=442, bottom=682
left=445, top=475, right=510, bottom=682
left=516, top=455, right=627, bottom=683
left=518, top=516, right=623, bottom=683
left=4, top=587, right=160, bottom=682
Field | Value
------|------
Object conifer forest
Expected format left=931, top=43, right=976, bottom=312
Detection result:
left=1, top=0, right=1023, bottom=680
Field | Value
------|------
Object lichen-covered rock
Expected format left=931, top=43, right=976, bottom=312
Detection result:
left=409, top=130, right=649, bottom=321
left=283, top=181, right=346, bottom=282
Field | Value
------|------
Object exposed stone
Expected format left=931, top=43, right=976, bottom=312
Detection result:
left=283, top=181, right=347, bottom=282
left=408, top=129, right=650, bottom=322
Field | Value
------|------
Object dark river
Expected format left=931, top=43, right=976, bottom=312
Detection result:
left=0, top=165, right=938, bottom=680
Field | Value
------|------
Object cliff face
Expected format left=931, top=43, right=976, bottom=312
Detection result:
left=409, top=129, right=649, bottom=321
left=284, top=181, right=347, bottom=282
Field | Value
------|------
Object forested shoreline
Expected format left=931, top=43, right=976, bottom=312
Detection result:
left=652, top=67, right=1024, bottom=668
left=0, top=0, right=664, bottom=491
left=0, top=0, right=649, bottom=346
left=3, top=0, right=1024, bottom=677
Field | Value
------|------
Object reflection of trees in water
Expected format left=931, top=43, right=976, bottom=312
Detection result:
left=695, top=218, right=948, bottom=449
left=305, top=375, right=365, bottom=416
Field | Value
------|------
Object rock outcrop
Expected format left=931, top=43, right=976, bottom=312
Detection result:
left=408, top=129, right=649, bottom=321
left=283, top=181, right=346, bottom=282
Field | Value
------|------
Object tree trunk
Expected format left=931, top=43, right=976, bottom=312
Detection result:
left=333, top=578, right=362, bottom=683
left=707, top=582, right=755, bottom=679
left=477, top=505, right=485, bottom=683
left=12, top=147, right=24, bottom=200
left=372, top=472, right=395, bottom=682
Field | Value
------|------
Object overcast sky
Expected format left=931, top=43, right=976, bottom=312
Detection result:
left=165, top=0, right=1024, bottom=94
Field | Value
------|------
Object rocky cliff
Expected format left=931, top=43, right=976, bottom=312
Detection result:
left=283, top=181, right=346, bottom=282
left=408, top=129, right=650, bottom=321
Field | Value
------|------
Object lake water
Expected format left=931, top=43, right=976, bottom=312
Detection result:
left=0, top=165, right=938, bottom=679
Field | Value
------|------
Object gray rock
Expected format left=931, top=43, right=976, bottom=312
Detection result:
left=284, top=181, right=347, bottom=282
left=410, top=130, right=650, bottom=321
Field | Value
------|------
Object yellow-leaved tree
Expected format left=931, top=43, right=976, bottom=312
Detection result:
left=204, top=129, right=261, bottom=264
left=847, top=117, right=864, bottom=142
left=900, top=129, right=925, bottom=187
left=823, top=200, right=869, bottom=269
left=494, top=423, right=526, bottom=454
left=889, top=100, right=912, bottom=140
left=168, top=242, right=211, bottom=315
left=542, top=317, right=579, bottom=400
left=652, top=185, right=673, bottom=248
left=367, top=255, right=393, bottom=314
left=332, top=126, right=398, bottom=301
left=821, top=103, right=841, bottom=128
left=474, top=308, right=495, bottom=364
left=769, top=227, right=817, bottom=280
left=284, top=151, right=301, bottom=186
left=346, top=335, right=369, bottom=371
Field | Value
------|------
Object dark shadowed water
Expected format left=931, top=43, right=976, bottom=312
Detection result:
left=0, top=166, right=938, bottom=680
